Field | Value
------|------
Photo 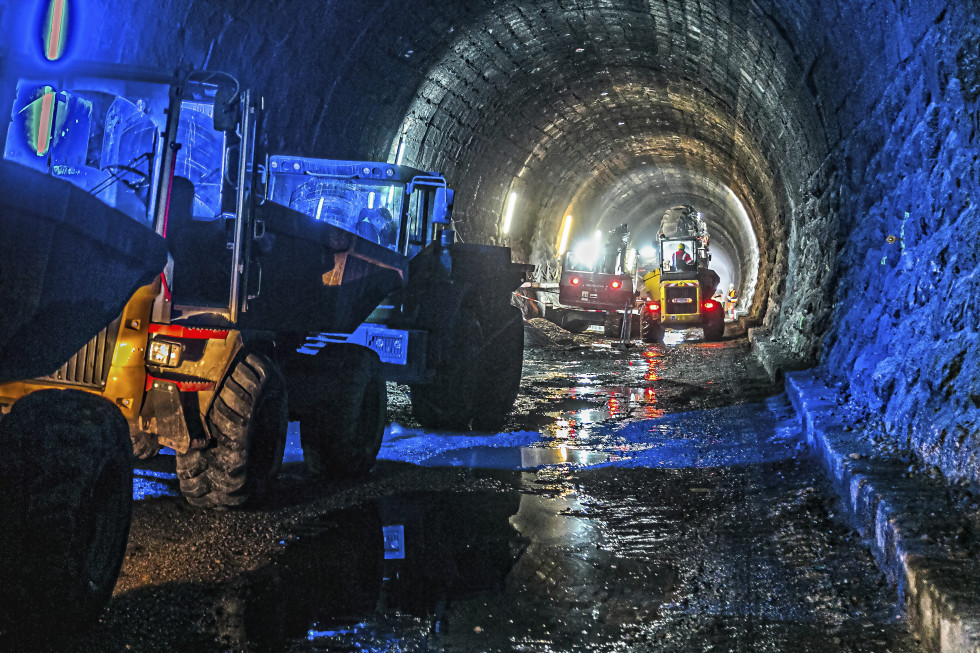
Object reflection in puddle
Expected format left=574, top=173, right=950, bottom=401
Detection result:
left=422, top=444, right=615, bottom=468
left=217, top=474, right=676, bottom=651
left=226, top=481, right=523, bottom=651
left=542, top=383, right=666, bottom=439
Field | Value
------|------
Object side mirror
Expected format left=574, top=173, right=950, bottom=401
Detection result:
left=432, top=187, right=454, bottom=224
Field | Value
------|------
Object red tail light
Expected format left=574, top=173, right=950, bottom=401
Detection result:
left=703, top=301, right=716, bottom=310
left=611, top=280, right=621, bottom=289
left=646, top=302, right=659, bottom=312
left=570, top=276, right=581, bottom=285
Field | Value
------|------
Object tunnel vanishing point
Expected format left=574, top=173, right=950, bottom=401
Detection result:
left=0, top=1, right=977, bottom=489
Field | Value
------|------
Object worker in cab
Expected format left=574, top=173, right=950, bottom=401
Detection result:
left=357, top=207, right=393, bottom=247
left=672, top=243, right=693, bottom=270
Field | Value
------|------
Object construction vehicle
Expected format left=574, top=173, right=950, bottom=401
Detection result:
left=265, top=155, right=527, bottom=432
left=0, top=159, right=167, bottom=643
left=0, top=63, right=525, bottom=639
left=639, top=205, right=724, bottom=343
left=554, top=223, right=638, bottom=338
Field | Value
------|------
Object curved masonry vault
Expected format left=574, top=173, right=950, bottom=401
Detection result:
left=0, top=0, right=978, bottom=487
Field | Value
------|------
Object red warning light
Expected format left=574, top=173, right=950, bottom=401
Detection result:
left=570, top=276, right=581, bottom=285
left=611, top=280, right=621, bottom=289
left=646, top=302, right=659, bottom=312
left=704, top=301, right=716, bottom=310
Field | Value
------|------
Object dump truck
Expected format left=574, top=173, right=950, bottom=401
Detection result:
left=639, top=205, right=724, bottom=343
left=554, top=223, right=638, bottom=338
left=0, top=63, right=525, bottom=639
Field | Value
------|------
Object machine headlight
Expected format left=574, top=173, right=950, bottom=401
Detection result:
left=147, top=340, right=183, bottom=367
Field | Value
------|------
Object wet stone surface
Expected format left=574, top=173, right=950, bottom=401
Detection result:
left=65, top=325, right=924, bottom=652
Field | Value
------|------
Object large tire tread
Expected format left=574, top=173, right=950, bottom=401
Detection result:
left=300, top=345, right=386, bottom=480
left=0, top=389, right=133, bottom=645
left=410, top=311, right=482, bottom=430
left=472, top=306, right=525, bottom=431
left=176, top=353, right=287, bottom=509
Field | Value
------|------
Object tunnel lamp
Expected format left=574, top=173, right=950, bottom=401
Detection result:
left=501, top=191, right=518, bottom=234
left=43, top=0, right=69, bottom=61
left=557, top=214, right=572, bottom=255
left=395, top=138, right=405, bottom=165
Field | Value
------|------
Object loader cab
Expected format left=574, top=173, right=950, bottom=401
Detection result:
left=659, top=237, right=699, bottom=275
left=264, top=157, right=453, bottom=258
left=3, top=72, right=172, bottom=227
left=158, top=74, right=259, bottom=325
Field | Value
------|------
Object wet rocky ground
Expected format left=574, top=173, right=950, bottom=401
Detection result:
left=57, top=321, right=923, bottom=652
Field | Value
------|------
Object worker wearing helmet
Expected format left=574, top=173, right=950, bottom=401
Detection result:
left=726, top=283, right=739, bottom=320
left=671, top=243, right=693, bottom=270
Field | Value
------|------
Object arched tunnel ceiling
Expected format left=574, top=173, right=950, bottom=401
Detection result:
left=382, top=0, right=828, bottom=313
left=0, top=0, right=881, bottom=318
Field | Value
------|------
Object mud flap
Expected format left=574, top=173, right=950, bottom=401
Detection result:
left=140, top=380, right=192, bottom=453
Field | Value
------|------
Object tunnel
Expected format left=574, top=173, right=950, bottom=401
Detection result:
left=0, top=0, right=978, bottom=545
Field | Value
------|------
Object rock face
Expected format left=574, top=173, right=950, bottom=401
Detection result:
left=0, top=1, right=977, bottom=486
left=774, top=4, right=980, bottom=487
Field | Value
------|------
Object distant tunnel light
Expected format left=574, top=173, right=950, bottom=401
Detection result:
left=44, top=0, right=69, bottom=61
left=502, top=190, right=518, bottom=234
left=557, top=214, right=572, bottom=255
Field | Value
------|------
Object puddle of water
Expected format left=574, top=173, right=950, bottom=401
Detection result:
left=218, top=475, right=676, bottom=651
left=381, top=394, right=802, bottom=473
left=422, top=444, right=614, bottom=469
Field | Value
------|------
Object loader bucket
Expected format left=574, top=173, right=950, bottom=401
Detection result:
left=239, top=200, right=407, bottom=334
left=0, top=161, right=167, bottom=383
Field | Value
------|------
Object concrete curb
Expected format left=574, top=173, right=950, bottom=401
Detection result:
left=785, top=371, right=980, bottom=653
left=747, top=327, right=808, bottom=383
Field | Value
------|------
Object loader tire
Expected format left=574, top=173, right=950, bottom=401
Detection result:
left=300, top=346, right=386, bottom=479
left=472, top=306, right=525, bottom=431
left=0, top=390, right=132, bottom=646
left=561, top=317, right=589, bottom=334
left=410, top=313, right=482, bottom=430
left=130, top=428, right=160, bottom=460
left=641, top=314, right=664, bottom=344
left=702, top=311, right=725, bottom=342
left=603, top=313, right=623, bottom=338
left=177, top=353, right=288, bottom=509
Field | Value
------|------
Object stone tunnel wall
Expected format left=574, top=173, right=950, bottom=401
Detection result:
left=772, top=2, right=980, bottom=488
